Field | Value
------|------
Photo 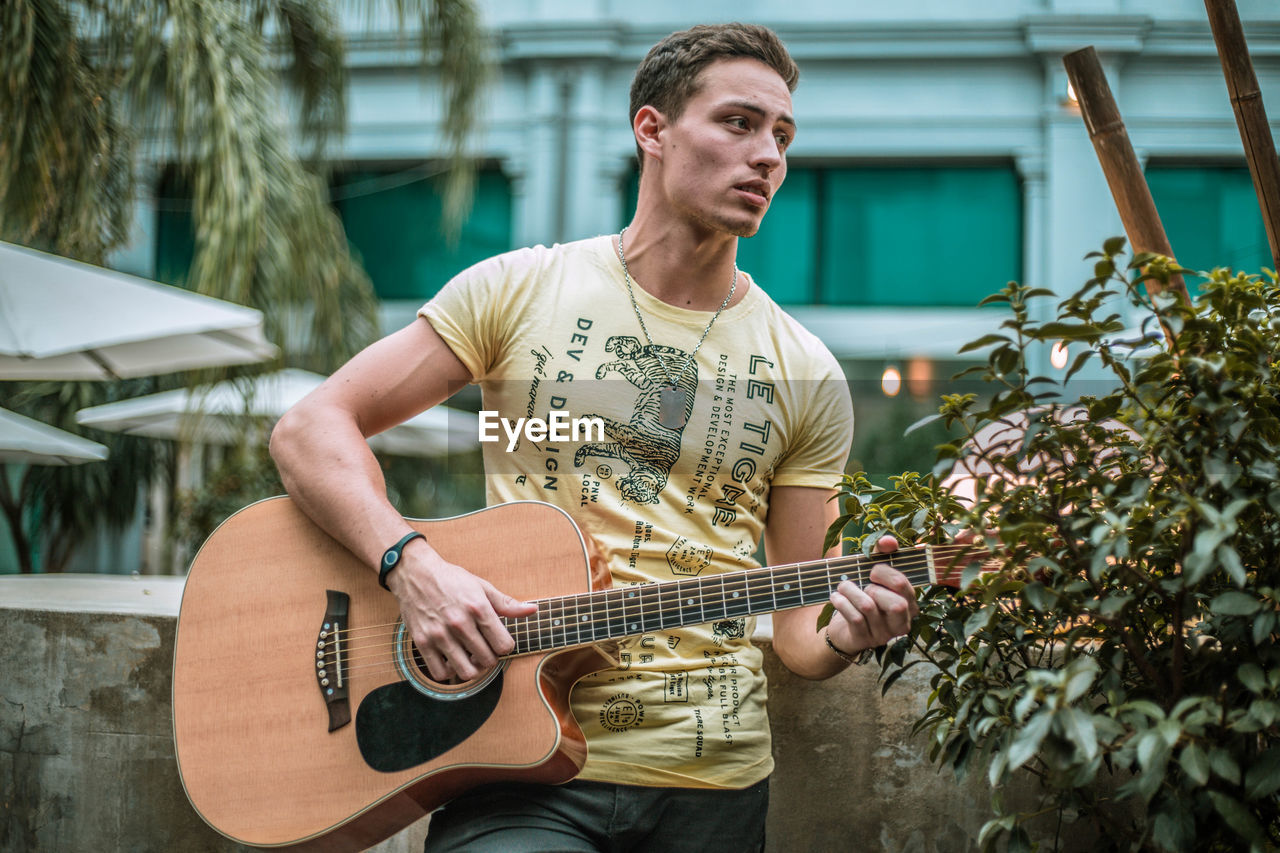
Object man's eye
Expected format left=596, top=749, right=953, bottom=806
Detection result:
left=727, top=117, right=749, bottom=129
left=776, top=134, right=791, bottom=148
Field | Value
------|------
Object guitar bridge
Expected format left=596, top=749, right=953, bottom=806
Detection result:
left=316, top=590, right=351, bottom=731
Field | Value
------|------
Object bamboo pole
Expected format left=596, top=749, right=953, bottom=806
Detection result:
left=1063, top=46, right=1192, bottom=309
left=1204, top=0, right=1280, bottom=272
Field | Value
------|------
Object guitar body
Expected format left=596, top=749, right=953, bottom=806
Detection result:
left=172, top=497, right=614, bottom=852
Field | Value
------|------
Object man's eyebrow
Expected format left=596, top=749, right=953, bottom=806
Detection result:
left=721, top=99, right=797, bottom=129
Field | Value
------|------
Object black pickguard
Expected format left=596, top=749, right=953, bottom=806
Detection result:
left=355, top=673, right=504, bottom=773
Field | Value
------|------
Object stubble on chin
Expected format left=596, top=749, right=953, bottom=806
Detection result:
left=689, top=206, right=765, bottom=240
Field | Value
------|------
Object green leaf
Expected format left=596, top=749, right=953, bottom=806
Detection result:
left=1212, top=591, right=1262, bottom=616
left=1178, top=743, right=1210, bottom=787
left=1021, top=581, right=1054, bottom=612
left=1064, top=348, right=1094, bottom=381
left=1152, top=800, right=1195, bottom=853
left=977, top=814, right=1016, bottom=848
left=1252, top=611, right=1277, bottom=646
left=1063, top=658, right=1099, bottom=703
left=1057, top=706, right=1098, bottom=762
left=1238, top=663, right=1267, bottom=694
left=1244, top=748, right=1280, bottom=799
left=1006, top=827, right=1032, bottom=853
left=1137, top=728, right=1164, bottom=767
left=1038, top=321, right=1106, bottom=341
left=1005, top=710, right=1052, bottom=773
left=958, top=333, right=1012, bottom=353
left=963, top=606, right=994, bottom=640
left=1217, top=545, right=1247, bottom=587
left=1207, top=792, right=1267, bottom=845
left=904, top=413, right=944, bottom=435
left=1209, top=747, right=1242, bottom=784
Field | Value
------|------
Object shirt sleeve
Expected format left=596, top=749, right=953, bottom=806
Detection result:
left=417, top=247, right=540, bottom=382
left=769, top=349, right=854, bottom=490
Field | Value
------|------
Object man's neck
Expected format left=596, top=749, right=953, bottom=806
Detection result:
left=616, top=218, right=746, bottom=311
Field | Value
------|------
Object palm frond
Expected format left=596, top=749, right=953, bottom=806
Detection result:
left=0, top=0, right=133, bottom=259
left=274, top=0, right=348, bottom=163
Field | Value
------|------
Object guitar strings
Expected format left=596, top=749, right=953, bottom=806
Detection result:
left=316, top=544, right=989, bottom=680
left=326, top=544, right=978, bottom=652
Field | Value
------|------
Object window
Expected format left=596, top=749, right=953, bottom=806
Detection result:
left=1146, top=163, right=1271, bottom=275
left=153, top=164, right=513, bottom=301
left=334, top=166, right=512, bottom=301
left=625, top=163, right=1023, bottom=307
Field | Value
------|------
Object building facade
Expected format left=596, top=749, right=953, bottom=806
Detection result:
left=120, top=0, right=1280, bottom=381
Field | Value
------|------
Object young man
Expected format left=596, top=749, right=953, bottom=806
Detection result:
left=271, top=23, right=917, bottom=852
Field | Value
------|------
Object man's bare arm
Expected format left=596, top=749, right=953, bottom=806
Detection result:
left=768, top=486, right=917, bottom=680
left=269, top=318, right=534, bottom=683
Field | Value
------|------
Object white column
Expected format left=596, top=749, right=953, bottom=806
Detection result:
left=1016, top=150, right=1051, bottom=376
left=516, top=66, right=564, bottom=248
left=564, top=63, right=629, bottom=239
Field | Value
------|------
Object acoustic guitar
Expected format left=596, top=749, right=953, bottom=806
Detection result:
left=172, top=497, right=970, bottom=851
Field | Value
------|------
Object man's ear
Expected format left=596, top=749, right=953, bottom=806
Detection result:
left=633, top=105, right=666, bottom=164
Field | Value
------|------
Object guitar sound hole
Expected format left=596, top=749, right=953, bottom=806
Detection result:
left=407, top=644, right=473, bottom=687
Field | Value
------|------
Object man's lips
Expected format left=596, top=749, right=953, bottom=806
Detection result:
left=734, top=182, right=771, bottom=206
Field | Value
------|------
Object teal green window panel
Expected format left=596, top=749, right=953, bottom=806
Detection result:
left=818, top=166, right=1022, bottom=307
left=623, top=163, right=1020, bottom=307
left=1146, top=164, right=1271, bottom=276
left=736, top=169, right=817, bottom=305
left=154, top=167, right=513, bottom=301
left=154, top=171, right=196, bottom=287
left=335, top=167, right=513, bottom=301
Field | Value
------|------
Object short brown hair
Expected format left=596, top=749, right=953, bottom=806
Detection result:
left=629, top=23, right=799, bottom=166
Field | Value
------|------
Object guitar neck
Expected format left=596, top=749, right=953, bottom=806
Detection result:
left=501, top=543, right=970, bottom=656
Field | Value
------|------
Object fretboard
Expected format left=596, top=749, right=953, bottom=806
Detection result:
left=500, top=542, right=970, bottom=657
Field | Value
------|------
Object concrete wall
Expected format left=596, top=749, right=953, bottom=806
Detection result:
left=1, top=575, right=1077, bottom=853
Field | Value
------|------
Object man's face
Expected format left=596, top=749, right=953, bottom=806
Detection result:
left=653, top=57, right=794, bottom=239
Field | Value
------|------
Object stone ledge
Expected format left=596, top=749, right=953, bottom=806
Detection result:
left=0, top=573, right=185, bottom=617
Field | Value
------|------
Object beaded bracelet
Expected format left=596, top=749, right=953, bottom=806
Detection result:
left=824, top=629, right=875, bottom=665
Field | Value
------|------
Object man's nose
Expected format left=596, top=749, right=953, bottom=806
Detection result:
left=751, top=135, right=783, bottom=172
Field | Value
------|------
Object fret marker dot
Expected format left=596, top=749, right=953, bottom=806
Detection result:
left=630, top=623, right=637, bottom=630
left=580, top=615, right=589, bottom=621
left=840, top=574, right=849, bottom=581
left=784, top=584, right=791, bottom=590
left=732, top=591, right=740, bottom=598
left=686, top=598, right=694, bottom=606
left=553, top=619, right=561, bottom=626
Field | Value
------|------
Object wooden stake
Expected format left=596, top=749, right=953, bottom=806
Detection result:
left=1204, top=0, right=1280, bottom=272
left=1063, top=46, right=1192, bottom=310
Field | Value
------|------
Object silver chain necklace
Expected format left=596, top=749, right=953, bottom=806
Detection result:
left=616, top=227, right=737, bottom=429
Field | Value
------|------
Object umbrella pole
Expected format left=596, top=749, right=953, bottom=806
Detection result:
left=1063, top=46, right=1193, bottom=323
left=1204, top=0, right=1280, bottom=272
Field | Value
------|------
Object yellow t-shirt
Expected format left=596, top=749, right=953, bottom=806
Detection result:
left=420, top=235, right=853, bottom=788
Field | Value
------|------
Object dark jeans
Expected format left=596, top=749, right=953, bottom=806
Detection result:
left=422, top=777, right=770, bottom=853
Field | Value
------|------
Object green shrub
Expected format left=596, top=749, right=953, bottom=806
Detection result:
left=829, top=239, right=1280, bottom=851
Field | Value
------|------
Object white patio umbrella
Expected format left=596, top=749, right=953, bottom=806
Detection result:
left=0, top=241, right=277, bottom=380
left=75, top=369, right=477, bottom=458
left=0, top=407, right=109, bottom=466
